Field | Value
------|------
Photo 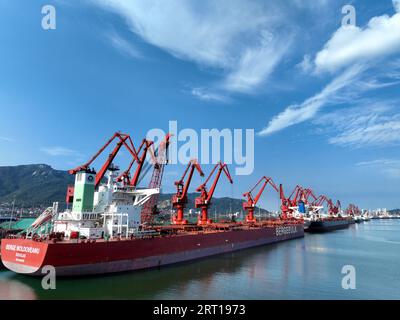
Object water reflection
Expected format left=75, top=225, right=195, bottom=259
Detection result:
left=1, top=241, right=300, bottom=300
left=0, top=273, right=37, bottom=300
left=1, top=220, right=399, bottom=299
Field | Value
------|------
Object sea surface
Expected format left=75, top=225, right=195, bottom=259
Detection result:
left=0, top=219, right=399, bottom=300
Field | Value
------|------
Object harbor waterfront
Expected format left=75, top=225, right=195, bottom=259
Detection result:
left=0, top=219, right=399, bottom=300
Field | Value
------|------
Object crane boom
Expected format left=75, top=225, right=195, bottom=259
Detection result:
left=140, top=134, right=171, bottom=225
left=243, top=176, right=278, bottom=223
left=130, top=139, right=154, bottom=188
left=68, top=132, right=139, bottom=190
left=172, top=159, right=204, bottom=225
left=303, top=188, right=317, bottom=204
left=115, top=139, right=148, bottom=185
left=289, top=185, right=304, bottom=206
left=312, top=195, right=336, bottom=215
left=195, top=162, right=233, bottom=225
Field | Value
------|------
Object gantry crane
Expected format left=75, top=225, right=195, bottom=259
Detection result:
left=69, top=132, right=139, bottom=189
left=280, top=185, right=318, bottom=219
left=115, top=138, right=156, bottom=187
left=331, top=200, right=341, bottom=215
left=311, top=195, right=336, bottom=215
left=195, top=162, right=233, bottom=225
left=140, top=134, right=171, bottom=225
left=345, top=203, right=361, bottom=216
left=172, top=159, right=204, bottom=225
left=243, top=176, right=278, bottom=223
left=279, top=184, right=291, bottom=219
left=288, top=185, right=305, bottom=207
left=67, top=132, right=141, bottom=203
left=303, top=188, right=318, bottom=204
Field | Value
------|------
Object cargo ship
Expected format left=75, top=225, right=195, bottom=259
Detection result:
left=306, top=216, right=351, bottom=232
left=1, top=167, right=304, bottom=277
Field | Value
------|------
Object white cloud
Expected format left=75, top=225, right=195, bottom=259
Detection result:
left=297, top=55, right=313, bottom=73
left=259, top=6, right=400, bottom=137
left=91, top=0, right=294, bottom=93
left=357, top=159, right=400, bottom=178
left=315, top=10, right=400, bottom=73
left=190, top=88, right=228, bottom=103
left=105, top=30, right=142, bottom=59
left=40, top=146, right=77, bottom=156
left=258, top=64, right=364, bottom=136
left=313, top=102, right=400, bottom=148
left=223, top=31, right=292, bottom=92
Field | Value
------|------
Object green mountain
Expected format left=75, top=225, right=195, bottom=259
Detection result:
left=0, top=164, right=74, bottom=207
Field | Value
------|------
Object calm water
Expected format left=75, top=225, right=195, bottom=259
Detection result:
left=1, top=219, right=400, bottom=300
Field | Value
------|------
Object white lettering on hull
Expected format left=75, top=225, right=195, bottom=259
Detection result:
left=5, top=244, right=40, bottom=255
left=275, top=226, right=298, bottom=236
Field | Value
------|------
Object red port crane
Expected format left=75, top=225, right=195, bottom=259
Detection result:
left=312, top=195, right=335, bottom=215
left=346, top=203, right=360, bottom=216
left=331, top=200, right=341, bottom=215
left=116, top=138, right=155, bottom=187
left=195, top=162, right=233, bottom=225
left=303, top=188, right=318, bottom=204
left=68, top=132, right=139, bottom=189
left=280, top=184, right=307, bottom=219
left=288, top=185, right=305, bottom=207
left=279, top=184, right=291, bottom=219
left=243, top=176, right=278, bottom=223
left=172, top=159, right=204, bottom=225
left=140, top=134, right=172, bottom=225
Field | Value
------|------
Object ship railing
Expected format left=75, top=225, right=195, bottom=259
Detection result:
left=24, top=221, right=53, bottom=239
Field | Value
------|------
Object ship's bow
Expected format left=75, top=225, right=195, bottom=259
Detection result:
left=1, top=239, right=48, bottom=275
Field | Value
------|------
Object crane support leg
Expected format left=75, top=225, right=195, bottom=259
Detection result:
left=245, top=208, right=257, bottom=223
left=172, top=205, right=188, bottom=225
left=198, top=206, right=212, bottom=225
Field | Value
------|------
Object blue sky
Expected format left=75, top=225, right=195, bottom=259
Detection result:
left=1, top=0, right=400, bottom=210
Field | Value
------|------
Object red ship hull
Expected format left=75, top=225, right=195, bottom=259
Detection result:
left=1, top=224, right=304, bottom=276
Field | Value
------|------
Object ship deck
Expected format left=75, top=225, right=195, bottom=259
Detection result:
left=6, top=220, right=303, bottom=244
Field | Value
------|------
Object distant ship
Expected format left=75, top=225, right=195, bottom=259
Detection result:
left=306, top=216, right=351, bottom=232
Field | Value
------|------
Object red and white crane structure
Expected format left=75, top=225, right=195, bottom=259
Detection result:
left=68, top=132, right=140, bottom=189
left=288, top=185, right=305, bottom=207
left=279, top=185, right=320, bottom=219
left=311, top=195, right=342, bottom=216
left=345, top=203, right=361, bottom=216
left=172, top=159, right=204, bottom=225
left=66, top=132, right=144, bottom=207
left=115, top=138, right=156, bottom=187
left=279, top=185, right=306, bottom=219
left=279, top=184, right=291, bottom=219
left=303, top=188, right=318, bottom=205
left=331, top=200, right=341, bottom=215
left=66, top=132, right=171, bottom=225
left=311, top=195, right=331, bottom=213
left=140, top=134, right=171, bottom=225
left=243, top=176, right=279, bottom=223
left=195, top=162, right=233, bottom=225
